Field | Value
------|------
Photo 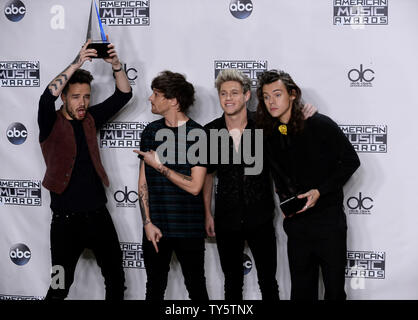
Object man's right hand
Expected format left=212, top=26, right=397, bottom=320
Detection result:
left=46, top=40, right=98, bottom=97
left=144, top=223, right=163, bottom=253
left=71, top=39, right=98, bottom=68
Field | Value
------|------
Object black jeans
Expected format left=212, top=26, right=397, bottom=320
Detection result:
left=45, top=206, right=125, bottom=300
left=215, top=220, right=280, bottom=300
left=142, top=235, right=209, bottom=301
left=284, top=206, right=347, bottom=300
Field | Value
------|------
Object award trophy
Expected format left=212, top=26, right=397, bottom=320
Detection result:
left=86, top=0, right=110, bottom=58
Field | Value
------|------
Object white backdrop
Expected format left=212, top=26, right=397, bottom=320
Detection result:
left=1, top=0, right=418, bottom=300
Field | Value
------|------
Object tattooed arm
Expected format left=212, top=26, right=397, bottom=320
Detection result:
left=157, top=164, right=207, bottom=196
left=138, top=162, right=151, bottom=224
left=47, top=39, right=97, bottom=97
left=138, top=160, right=162, bottom=253
left=134, top=149, right=207, bottom=196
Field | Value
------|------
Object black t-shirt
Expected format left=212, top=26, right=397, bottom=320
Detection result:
left=38, top=86, right=132, bottom=211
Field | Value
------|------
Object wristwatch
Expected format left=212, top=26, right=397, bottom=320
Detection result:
left=112, top=65, right=123, bottom=72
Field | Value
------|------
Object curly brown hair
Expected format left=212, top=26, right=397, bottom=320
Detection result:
left=256, top=70, right=305, bottom=136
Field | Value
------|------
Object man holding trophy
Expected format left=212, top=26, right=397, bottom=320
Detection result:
left=38, top=39, right=132, bottom=299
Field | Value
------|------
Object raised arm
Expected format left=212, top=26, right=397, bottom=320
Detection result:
left=87, top=39, right=133, bottom=128
left=47, top=39, right=97, bottom=97
left=102, top=37, right=131, bottom=94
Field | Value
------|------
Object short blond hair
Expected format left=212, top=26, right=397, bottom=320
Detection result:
left=215, top=69, right=251, bottom=94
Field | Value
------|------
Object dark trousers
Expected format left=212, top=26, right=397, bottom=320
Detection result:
left=143, top=235, right=209, bottom=301
left=215, top=221, right=280, bottom=301
left=45, top=206, right=125, bottom=300
left=284, top=206, right=347, bottom=300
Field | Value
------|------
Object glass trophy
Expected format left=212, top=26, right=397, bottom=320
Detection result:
left=86, top=0, right=110, bottom=58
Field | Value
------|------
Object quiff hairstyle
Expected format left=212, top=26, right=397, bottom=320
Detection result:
left=215, top=69, right=251, bottom=94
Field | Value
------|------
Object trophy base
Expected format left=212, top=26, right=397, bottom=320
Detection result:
left=87, top=42, right=110, bottom=58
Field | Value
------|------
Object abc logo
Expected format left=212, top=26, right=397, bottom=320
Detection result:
left=243, top=253, right=252, bottom=275
left=347, top=192, right=373, bottom=210
left=348, top=64, right=375, bottom=83
left=230, top=0, right=253, bottom=19
left=114, top=186, right=138, bottom=204
left=6, top=122, right=27, bottom=145
left=10, top=243, right=31, bottom=266
left=4, top=0, right=26, bottom=22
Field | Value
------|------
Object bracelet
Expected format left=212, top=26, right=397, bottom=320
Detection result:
left=112, top=66, right=123, bottom=72
left=143, top=219, right=152, bottom=226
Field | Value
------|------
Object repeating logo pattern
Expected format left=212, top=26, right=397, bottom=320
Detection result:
left=9, top=243, right=31, bottom=266
left=0, top=179, right=42, bottom=206
left=340, top=125, right=387, bottom=153
left=346, top=192, right=373, bottom=214
left=348, top=64, right=375, bottom=87
left=0, top=61, right=40, bottom=87
left=214, top=60, right=267, bottom=88
left=100, top=121, right=148, bottom=148
left=229, top=0, right=253, bottom=19
left=6, top=122, right=27, bottom=145
left=114, top=186, right=138, bottom=208
left=333, top=0, right=388, bottom=25
left=99, top=0, right=150, bottom=26
left=346, top=251, right=385, bottom=279
left=4, top=0, right=26, bottom=22
left=120, top=242, right=145, bottom=268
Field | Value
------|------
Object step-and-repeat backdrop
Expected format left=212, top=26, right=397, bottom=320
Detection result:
left=1, top=0, right=418, bottom=300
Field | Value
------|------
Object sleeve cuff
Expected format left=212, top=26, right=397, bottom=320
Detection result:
left=42, top=86, right=59, bottom=102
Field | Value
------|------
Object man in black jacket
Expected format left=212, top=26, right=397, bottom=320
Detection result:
left=38, top=39, right=132, bottom=299
left=203, top=69, right=278, bottom=300
left=257, top=69, right=360, bottom=300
